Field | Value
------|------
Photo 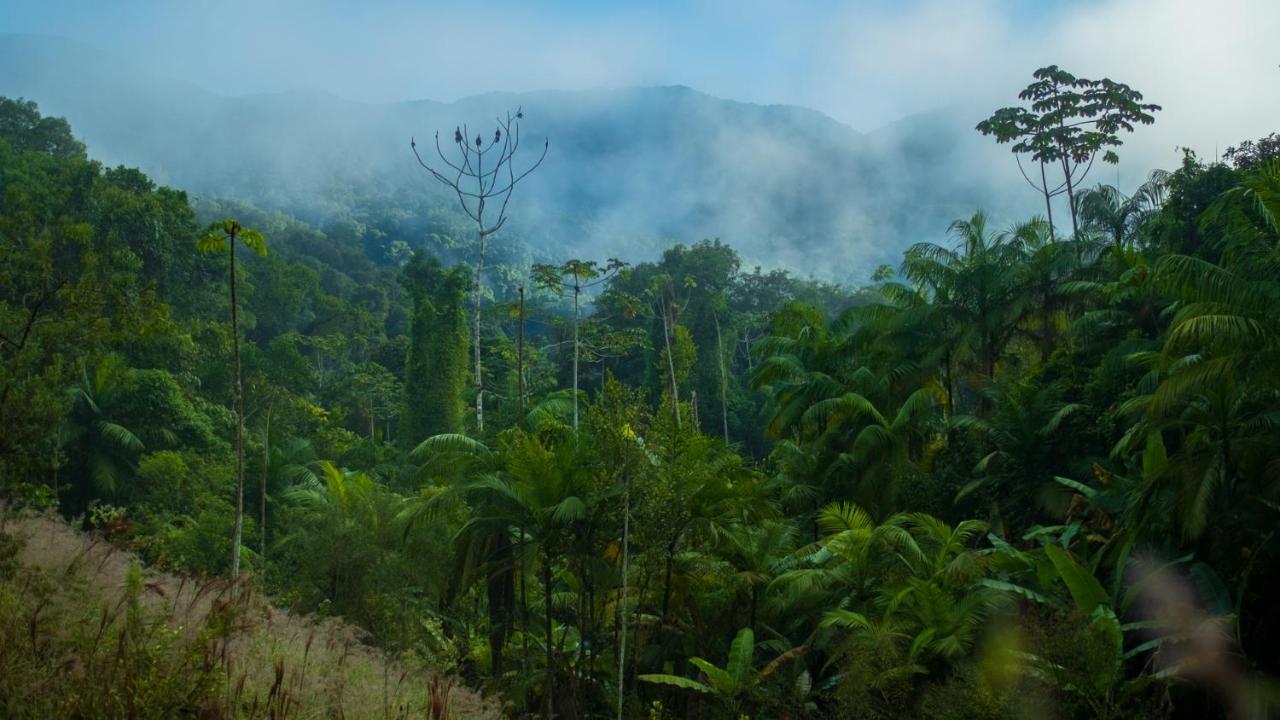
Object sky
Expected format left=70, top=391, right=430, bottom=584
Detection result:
left=2, top=0, right=1277, bottom=152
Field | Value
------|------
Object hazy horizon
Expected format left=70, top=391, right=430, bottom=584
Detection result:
left=2, top=0, right=1276, bottom=148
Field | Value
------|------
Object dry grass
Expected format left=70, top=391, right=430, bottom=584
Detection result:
left=0, top=510, right=502, bottom=719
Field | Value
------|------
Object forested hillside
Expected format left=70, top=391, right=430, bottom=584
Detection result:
left=2, top=62, right=1279, bottom=720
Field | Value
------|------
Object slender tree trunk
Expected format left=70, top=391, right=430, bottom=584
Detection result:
left=714, top=312, right=729, bottom=444
left=616, top=467, right=631, bottom=720
left=573, top=281, right=580, bottom=430
left=260, top=399, right=273, bottom=570
left=661, top=541, right=676, bottom=623
left=543, top=549, right=555, bottom=720
left=1040, top=161, right=1056, bottom=242
left=1061, top=155, right=1080, bottom=237
left=518, top=286, right=526, bottom=416
left=489, top=532, right=514, bottom=677
left=659, top=295, right=681, bottom=427
left=229, top=231, right=246, bottom=581
left=474, top=232, right=485, bottom=433
left=521, top=527, right=530, bottom=676
left=943, top=347, right=955, bottom=424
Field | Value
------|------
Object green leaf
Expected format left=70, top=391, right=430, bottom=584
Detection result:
left=637, top=674, right=713, bottom=694
left=1053, top=476, right=1098, bottom=500
left=240, top=228, right=268, bottom=256
left=1044, top=543, right=1109, bottom=613
left=1141, top=432, right=1167, bottom=481
left=196, top=233, right=225, bottom=253
left=725, top=628, right=755, bottom=689
left=688, top=657, right=736, bottom=695
left=978, top=578, right=1055, bottom=606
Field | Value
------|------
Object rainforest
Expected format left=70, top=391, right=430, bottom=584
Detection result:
left=1, top=4, right=1279, bottom=719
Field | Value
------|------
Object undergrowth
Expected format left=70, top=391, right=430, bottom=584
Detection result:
left=0, top=510, right=500, bottom=719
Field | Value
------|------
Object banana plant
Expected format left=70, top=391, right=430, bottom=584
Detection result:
left=981, top=521, right=1191, bottom=719
left=638, top=627, right=805, bottom=716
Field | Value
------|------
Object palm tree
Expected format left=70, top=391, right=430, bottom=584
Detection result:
left=61, top=355, right=143, bottom=507
left=716, top=521, right=797, bottom=631
left=751, top=302, right=867, bottom=440
left=771, top=504, right=1000, bottom=714
left=1009, top=217, right=1088, bottom=361
left=1075, top=172, right=1167, bottom=250
left=532, top=258, right=626, bottom=430
left=901, top=212, right=1028, bottom=392
left=407, top=430, right=593, bottom=718
left=952, top=379, right=1086, bottom=530
left=401, top=433, right=518, bottom=678
left=197, top=219, right=267, bottom=580
left=479, top=431, right=593, bottom=719
left=259, top=436, right=323, bottom=563
left=803, top=386, right=940, bottom=518
left=279, top=461, right=394, bottom=615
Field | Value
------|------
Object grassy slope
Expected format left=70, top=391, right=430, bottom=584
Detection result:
left=0, top=511, right=501, bottom=719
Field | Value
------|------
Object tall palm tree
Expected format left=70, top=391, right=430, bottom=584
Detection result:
left=407, top=430, right=593, bottom=718
left=400, top=433, right=517, bottom=677
left=197, top=219, right=267, bottom=579
left=479, top=431, right=593, bottom=720
left=901, top=212, right=1028, bottom=402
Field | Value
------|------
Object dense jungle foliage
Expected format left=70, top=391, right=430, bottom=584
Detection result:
left=2, top=86, right=1279, bottom=719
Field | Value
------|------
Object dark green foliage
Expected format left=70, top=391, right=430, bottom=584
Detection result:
left=0, top=96, right=86, bottom=159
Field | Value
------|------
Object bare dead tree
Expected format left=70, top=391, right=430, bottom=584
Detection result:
left=411, top=108, right=548, bottom=433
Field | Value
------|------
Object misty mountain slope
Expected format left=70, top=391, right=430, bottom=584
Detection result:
left=0, top=34, right=1033, bottom=278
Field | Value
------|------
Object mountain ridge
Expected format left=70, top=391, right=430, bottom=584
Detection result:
left=0, top=33, right=1030, bottom=279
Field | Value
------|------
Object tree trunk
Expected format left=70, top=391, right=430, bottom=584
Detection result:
left=543, top=550, right=556, bottom=720
left=474, top=232, right=485, bottom=433
left=260, top=398, right=273, bottom=570
left=521, top=527, right=530, bottom=675
left=573, top=281, right=580, bottom=430
left=1040, top=161, right=1056, bottom=242
left=488, top=532, right=515, bottom=677
left=714, top=312, right=729, bottom=444
left=660, top=294, right=681, bottom=428
left=1061, top=155, right=1080, bottom=237
left=229, top=229, right=245, bottom=581
left=616, top=468, right=631, bottom=720
left=518, top=286, right=526, bottom=416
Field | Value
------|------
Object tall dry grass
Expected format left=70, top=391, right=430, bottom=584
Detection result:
left=0, top=510, right=501, bottom=719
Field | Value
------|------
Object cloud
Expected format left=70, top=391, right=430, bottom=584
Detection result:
left=804, top=0, right=1279, bottom=170
left=5, top=0, right=1275, bottom=167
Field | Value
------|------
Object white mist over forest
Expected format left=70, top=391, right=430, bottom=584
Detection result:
left=2, top=0, right=1275, bottom=278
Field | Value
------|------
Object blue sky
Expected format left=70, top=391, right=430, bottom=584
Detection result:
left=2, top=0, right=1276, bottom=145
